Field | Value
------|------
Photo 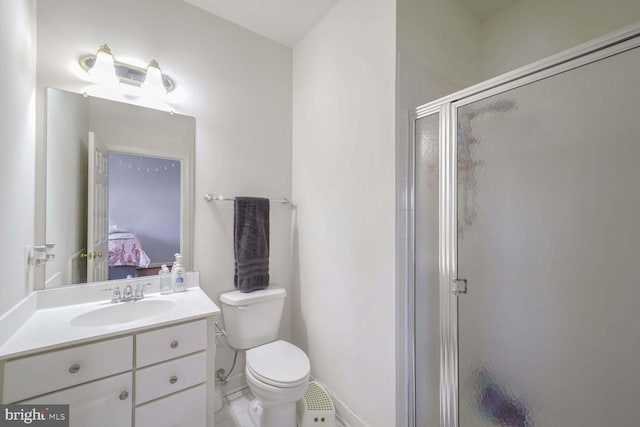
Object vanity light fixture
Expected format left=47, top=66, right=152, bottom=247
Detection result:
left=79, top=45, right=175, bottom=93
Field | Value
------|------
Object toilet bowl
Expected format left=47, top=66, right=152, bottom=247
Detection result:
left=219, top=289, right=310, bottom=427
left=245, top=340, right=310, bottom=427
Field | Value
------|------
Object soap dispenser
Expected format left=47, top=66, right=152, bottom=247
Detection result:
left=159, top=264, right=172, bottom=294
left=171, top=253, right=186, bottom=292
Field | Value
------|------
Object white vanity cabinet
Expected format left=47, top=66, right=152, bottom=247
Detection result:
left=1, top=318, right=213, bottom=427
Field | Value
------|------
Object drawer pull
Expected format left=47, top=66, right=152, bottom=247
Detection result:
left=68, top=363, right=80, bottom=374
left=119, top=391, right=129, bottom=400
left=170, top=340, right=179, bottom=349
left=169, top=375, right=178, bottom=384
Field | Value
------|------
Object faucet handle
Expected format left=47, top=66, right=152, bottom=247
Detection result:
left=135, top=282, right=152, bottom=299
left=102, top=286, right=121, bottom=303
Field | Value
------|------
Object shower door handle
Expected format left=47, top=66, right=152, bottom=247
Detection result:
left=451, top=278, right=467, bottom=295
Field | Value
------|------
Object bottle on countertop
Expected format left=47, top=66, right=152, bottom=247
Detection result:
left=171, top=253, right=186, bottom=292
left=159, top=264, right=172, bottom=294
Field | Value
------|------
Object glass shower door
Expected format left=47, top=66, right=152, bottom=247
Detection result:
left=456, top=46, right=640, bottom=426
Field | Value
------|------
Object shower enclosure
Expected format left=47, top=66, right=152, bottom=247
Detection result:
left=403, top=24, right=640, bottom=427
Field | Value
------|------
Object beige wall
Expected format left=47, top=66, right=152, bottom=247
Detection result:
left=398, top=0, right=481, bottom=91
left=0, top=0, right=36, bottom=316
left=35, top=0, right=292, bottom=381
left=292, top=0, right=396, bottom=425
left=480, top=0, right=640, bottom=80
left=399, top=0, right=640, bottom=110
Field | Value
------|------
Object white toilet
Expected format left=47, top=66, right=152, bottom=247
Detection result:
left=220, top=288, right=310, bottom=427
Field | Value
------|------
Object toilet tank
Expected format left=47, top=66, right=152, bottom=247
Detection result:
left=219, top=288, right=286, bottom=350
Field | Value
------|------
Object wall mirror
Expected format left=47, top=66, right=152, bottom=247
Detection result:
left=45, top=88, right=194, bottom=287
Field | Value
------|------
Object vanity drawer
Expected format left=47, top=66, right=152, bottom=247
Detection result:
left=135, top=319, right=207, bottom=367
left=135, top=383, right=206, bottom=427
left=3, top=336, right=133, bottom=403
left=135, top=351, right=206, bottom=404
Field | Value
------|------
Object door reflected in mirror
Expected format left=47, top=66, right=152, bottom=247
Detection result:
left=45, top=88, right=194, bottom=287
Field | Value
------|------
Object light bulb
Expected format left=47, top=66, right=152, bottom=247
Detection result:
left=88, top=44, right=119, bottom=88
left=141, top=59, right=167, bottom=98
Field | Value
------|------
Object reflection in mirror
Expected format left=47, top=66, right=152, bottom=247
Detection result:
left=45, top=88, right=194, bottom=287
left=106, top=153, right=181, bottom=280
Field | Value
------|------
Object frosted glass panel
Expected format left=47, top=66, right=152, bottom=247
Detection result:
left=414, top=113, right=439, bottom=427
left=457, top=47, right=640, bottom=427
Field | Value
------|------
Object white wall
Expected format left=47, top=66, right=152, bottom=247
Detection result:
left=480, top=0, right=640, bottom=80
left=291, top=0, right=396, bottom=425
left=36, top=0, right=292, bottom=380
left=0, top=0, right=36, bottom=316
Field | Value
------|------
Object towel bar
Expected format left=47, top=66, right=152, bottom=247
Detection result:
left=204, top=193, right=290, bottom=205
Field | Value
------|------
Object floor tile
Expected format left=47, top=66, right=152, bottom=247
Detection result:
left=215, top=405, right=233, bottom=423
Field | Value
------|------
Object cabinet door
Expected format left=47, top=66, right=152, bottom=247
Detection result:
left=22, top=372, right=132, bottom=427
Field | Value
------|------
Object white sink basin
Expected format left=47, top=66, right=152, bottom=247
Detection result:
left=71, top=300, right=175, bottom=327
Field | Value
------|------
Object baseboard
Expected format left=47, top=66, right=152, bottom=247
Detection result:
left=310, top=376, right=372, bottom=427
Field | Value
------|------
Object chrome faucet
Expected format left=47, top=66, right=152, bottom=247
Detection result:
left=102, top=282, right=152, bottom=303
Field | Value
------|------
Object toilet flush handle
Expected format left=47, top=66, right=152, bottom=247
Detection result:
left=237, top=306, right=248, bottom=311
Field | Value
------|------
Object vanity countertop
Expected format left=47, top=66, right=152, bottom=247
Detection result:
left=0, top=274, right=220, bottom=360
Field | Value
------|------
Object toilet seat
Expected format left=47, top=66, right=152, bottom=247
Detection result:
left=246, top=340, right=310, bottom=388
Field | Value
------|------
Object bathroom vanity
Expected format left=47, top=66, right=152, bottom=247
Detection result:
left=0, top=273, right=220, bottom=427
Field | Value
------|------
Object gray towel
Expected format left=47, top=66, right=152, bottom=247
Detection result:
left=234, top=197, right=270, bottom=292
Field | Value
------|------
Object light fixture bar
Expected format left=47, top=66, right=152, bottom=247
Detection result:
left=79, top=54, right=176, bottom=93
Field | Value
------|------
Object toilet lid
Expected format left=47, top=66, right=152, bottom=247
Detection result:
left=246, top=340, right=310, bottom=388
